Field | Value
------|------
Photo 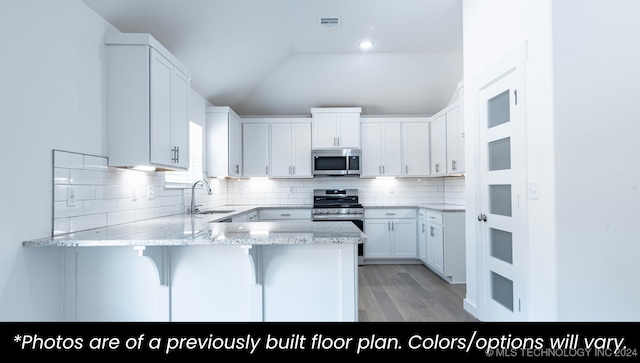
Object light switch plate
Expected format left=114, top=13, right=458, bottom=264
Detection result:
left=528, top=182, right=540, bottom=200
left=147, top=185, right=155, bottom=199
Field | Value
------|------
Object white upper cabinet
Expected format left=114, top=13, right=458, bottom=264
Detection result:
left=243, top=123, right=270, bottom=177
left=205, top=106, right=243, bottom=177
left=429, top=98, right=464, bottom=177
left=402, top=121, right=431, bottom=176
left=311, top=107, right=361, bottom=149
left=105, top=33, right=191, bottom=171
left=430, top=114, right=447, bottom=176
left=361, top=121, right=402, bottom=177
left=270, top=121, right=312, bottom=178
left=446, top=95, right=465, bottom=174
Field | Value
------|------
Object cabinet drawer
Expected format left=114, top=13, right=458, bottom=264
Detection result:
left=365, top=208, right=416, bottom=219
left=259, top=208, right=311, bottom=220
left=426, top=211, right=443, bottom=225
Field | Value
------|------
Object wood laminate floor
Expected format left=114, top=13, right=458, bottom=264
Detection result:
left=358, top=264, right=478, bottom=322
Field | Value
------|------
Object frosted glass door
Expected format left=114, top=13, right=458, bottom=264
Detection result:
left=478, top=64, right=528, bottom=321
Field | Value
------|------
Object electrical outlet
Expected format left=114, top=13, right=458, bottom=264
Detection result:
left=147, top=185, right=155, bottom=199
left=67, top=187, right=76, bottom=207
left=132, top=186, right=137, bottom=202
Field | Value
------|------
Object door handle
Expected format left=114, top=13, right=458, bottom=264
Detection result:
left=477, top=214, right=487, bottom=222
left=430, top=226, right=435, bottom=237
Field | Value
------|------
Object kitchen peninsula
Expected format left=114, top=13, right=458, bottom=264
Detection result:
left=23, top=209, right=365, bottom=322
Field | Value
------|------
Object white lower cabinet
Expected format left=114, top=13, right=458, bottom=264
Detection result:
left=259, top=208, right=311, bottom=222
left=418, top=210, right=428, bottom=264
left=364, top=208, right=417, bottom=260
left=424, top=210, right=466, bottom=283
left=231, top=210, right=258, bottom=222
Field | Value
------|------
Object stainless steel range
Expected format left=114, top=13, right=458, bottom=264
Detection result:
left=312, top=189, right=364, bottom=265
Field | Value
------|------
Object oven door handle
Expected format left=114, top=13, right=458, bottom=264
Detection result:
left=312, top=215, right=363, bottom=221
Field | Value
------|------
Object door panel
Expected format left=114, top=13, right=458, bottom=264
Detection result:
left=478, top=65, right=527, bottom=321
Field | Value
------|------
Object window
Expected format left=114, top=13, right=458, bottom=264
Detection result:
left=165, top=121, right=204, bottom=186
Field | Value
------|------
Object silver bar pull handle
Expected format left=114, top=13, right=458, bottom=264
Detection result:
left=266, top=166, right=269, bottom=175
left=176, top=146, right=179, bottom=163
left=281, top=213, right=290, bottom=217
left=452, top=160, right=457, bottom=171
left=422, top=223, right=425, bottom=232
left=430, top=226, right=435, bottom=237
left=386, top=213, right=396, bottom=216
left=435, top=163, right=440, bottom=173
left=405, top=165, right=408, bottom=174
left=293, top=165, right=295, bottom=175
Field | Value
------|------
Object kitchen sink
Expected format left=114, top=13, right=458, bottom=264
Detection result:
left=196, top=210, right=235, bottom=214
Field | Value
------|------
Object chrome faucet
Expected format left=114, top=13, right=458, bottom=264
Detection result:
left=191, top=179, right=213, bottom=213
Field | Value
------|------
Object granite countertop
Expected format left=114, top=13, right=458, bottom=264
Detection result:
left=362, top=203, right=466, bottom=212
left=23, top=213, right=365, bottom=248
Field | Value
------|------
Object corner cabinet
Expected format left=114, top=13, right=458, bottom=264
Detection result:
left=206, top=106, right=243, bottom=177
left=424, top=210, right=466, bottom=283
left=311, top=107, right=361, bottom=149
left=105, top=33, right=191, bottom=171
left=429, top=98, right=464, bottom=176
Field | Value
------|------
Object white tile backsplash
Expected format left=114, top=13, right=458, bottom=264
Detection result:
left=51, top=150, right=464, bottom=235
left=52, top=150, right=227, bottom=235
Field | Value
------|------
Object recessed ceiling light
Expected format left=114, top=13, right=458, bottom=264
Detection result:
left=360, top=41, right=374, bottom=49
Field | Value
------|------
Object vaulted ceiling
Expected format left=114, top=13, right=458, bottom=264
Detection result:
left=82, top=0, right=463, bottom=116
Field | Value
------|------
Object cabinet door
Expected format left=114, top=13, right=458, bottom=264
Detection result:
left=243, top=123, right=270, bottom=177
left=312, top=113, right=338, bottom=148
left=427, top=222, right=444, bottom=274
left=381, top=123, right=402, bottom=176
left=430, top=114, right=447, bottom=176
left=361, top=123, right=382, bottom=176
left=403, top=122, right=430, bottom=176
left=446, top=105, right=464, bottom=174
left=336, top=113, right=360, bottom=148
left=228, top=114, right=243, bottom=176
left=270, top=123, right=292, bottom=177
left=417, top=212, right=427, bottom=264
left=172, top=69, right=190, bottom=169
left=391, top=219, right=417, bottom=258
left=149, top=49, right=173, bottom=167
left=363, top=220, right=391, bottom=258
left=291, top=123, right=312, bottom=177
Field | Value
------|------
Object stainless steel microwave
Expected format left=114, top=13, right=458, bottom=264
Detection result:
left=312, top=149, right=361, bottom=176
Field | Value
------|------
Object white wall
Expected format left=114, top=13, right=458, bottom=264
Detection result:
left=552, top=0, right=640, bottom=321
left=0, top=0, right=117, bottom=320
left=464, top=0, right=640, bottom=321
left=0, top=0, right=217, bottom=321
left=462, top=0, right=557, bottom=320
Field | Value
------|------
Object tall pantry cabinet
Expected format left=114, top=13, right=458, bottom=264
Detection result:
left=105, top=33, right=191, bottom=171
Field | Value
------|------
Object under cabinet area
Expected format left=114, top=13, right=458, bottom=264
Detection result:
left=105, top=33, right=191, bottom=171
left=364, top=208, right=417, bottom=262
